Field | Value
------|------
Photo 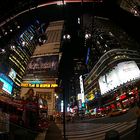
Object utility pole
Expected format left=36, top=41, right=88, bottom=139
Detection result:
left=63, top=80, right=66, bottom=140
left=61, top=1, right=67, bottom=140
left=81, top=0, right=84, bottom=31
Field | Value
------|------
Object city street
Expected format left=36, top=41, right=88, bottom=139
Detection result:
left=9, top=108, right=137, bottom=140
left=0, top=1, right=140, bottom=140
left=56, top=108, right=137, bottom=140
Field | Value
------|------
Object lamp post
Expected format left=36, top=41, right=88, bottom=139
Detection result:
left=61, top=0, right=67, bottom=139
left=63, top=85, right=66, bottom=140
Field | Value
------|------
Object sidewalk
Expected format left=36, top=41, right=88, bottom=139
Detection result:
left=9, top=122, right=38, bottom=140
left=45, top=121, right=64, bottom=140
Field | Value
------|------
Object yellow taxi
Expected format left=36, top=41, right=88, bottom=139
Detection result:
left=108, top=109, right=127, bottom=117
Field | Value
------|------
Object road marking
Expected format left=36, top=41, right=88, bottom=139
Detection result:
left=57, top=120, right=136, bottom=140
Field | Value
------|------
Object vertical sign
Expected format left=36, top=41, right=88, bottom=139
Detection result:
left=79, top=75, right=85, bottom=103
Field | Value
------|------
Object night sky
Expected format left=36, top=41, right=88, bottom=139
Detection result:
left=1, top=0, right=140, bottom=96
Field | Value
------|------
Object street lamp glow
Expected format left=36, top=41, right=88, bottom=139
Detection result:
left=85, top=33, right=91, bottom=39
left=30, top=36, right=33, bottom=40
left=4, top=31, right=7, bottom=35
left=67, top=34, right=71, bottom=39
left=63, top=34, right=71, bottom=40
left=63, top=35, right=66, bottom=39
left=11, top=45, right=16, bottom=50
left=17, top=25, right=20, bottom=29
left=2, top=49, right=5, bottom=52
left=22, top=41, right=26, bottom=46
left=0, top=49, right=6, bottom=54
left=78, top=17, right=80, bottom=24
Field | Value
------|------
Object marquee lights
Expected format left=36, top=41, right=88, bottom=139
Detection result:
left=21, top=83, right=58, bottom=88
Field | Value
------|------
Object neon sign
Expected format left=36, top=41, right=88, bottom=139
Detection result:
left=21, top=83, right=58, bottom=88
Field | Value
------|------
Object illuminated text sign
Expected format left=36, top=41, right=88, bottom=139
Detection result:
left=21, top=83, right=58, bottom=88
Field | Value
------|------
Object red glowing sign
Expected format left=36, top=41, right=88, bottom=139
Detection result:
left=119, top=94, right=126, bottom=100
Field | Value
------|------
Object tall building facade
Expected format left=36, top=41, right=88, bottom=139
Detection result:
left=0, top=24, right=38, bottom=95
left=83, top=16, right=140, bottom=114
left=20, top=20, right=64, bottom=115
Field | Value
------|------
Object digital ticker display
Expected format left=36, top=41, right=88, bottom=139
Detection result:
left=21, top=83, right=58, bottom=88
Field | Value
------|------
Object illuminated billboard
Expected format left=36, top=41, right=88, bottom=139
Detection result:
left=0, top=73, right=13, bottom=94
left=99, top=61, right=140, bottom=95
left=26, top=55, right=59, bottom=77
left=21, top=83, right=58, bottom=88
left=8, top=68, right=17, bottom=81
left=79, top=75, right=85, bottom=103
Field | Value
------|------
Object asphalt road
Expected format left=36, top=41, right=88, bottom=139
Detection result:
left=79, top=107, right=137, bottom=124
left=7, top=107, right=138, bottom=140
left=54, top=108, right=137, bottom=140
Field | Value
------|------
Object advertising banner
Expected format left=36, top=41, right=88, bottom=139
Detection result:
left=0, top=73, right=13, bottom=94
left=99, top=61, right=140, bottom=95
left=8, top=68, right=17, bottom=81
left=26, top=55, right=59, bottom=78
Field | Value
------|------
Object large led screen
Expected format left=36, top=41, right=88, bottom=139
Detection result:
left=99, top=61, right=140, bottom=95
left=8, top=68, right=17, bottom=81
left=26, top=55, right=59, bottom=77
left=0, top=73, right=13, bottom=94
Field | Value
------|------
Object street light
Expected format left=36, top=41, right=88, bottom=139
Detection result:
left=54, top=93, right=59, bottom=99
left=17, top=25, right=20, bottom=29
left=63, top=34, right=71, bottom=40
left=0, top=48, right=6, bottom=54
left=10, top=29, right=13, bottom=32
left=85, top=33, right=91, bottom=39
left=10, top=45, right=15, bottom=50
left=22, top=41, right=26, bottom=46
left=4, top=31, right=7, bottom=35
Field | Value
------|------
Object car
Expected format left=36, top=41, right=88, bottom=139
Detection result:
left=108, top=109, right=127, bottom=117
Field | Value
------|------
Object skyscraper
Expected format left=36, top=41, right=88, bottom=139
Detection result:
left=20, top=20, right=64, bottom=115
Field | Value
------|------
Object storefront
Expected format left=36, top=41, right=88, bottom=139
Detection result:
left=84, top=60, right=140, bottom=116
left=103, top=85, right=140, bottom=112
left=99, top=61, right=140, bottom=109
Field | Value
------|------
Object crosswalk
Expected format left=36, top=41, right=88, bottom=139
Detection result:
left=57, top=120, right=136, bottom=140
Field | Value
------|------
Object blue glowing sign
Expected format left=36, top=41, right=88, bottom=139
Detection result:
left=86, top=48, right=90, bottom=64
left=0, top=73, right=13, bottom=94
